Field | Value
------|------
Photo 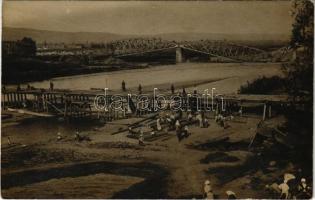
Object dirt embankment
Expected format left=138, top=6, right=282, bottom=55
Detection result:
left=1, top=112, right=312, bottom=199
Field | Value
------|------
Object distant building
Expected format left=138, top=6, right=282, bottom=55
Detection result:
left=3, top=37, right=36, bottom=57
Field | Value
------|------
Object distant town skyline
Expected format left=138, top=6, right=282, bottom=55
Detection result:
left=3, top=1, right=293, bottom=38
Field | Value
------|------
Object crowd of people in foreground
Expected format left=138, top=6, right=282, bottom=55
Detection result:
left=265, top=172, right=312, bottom=199
left=203, top=172, right=312, bottom=199
left=135, top=109, right=312, bottom=199
left=203, top=179, right=237, bottom=199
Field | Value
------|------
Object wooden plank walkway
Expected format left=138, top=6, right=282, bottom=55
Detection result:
left=1, top=88, right=298, bottom=121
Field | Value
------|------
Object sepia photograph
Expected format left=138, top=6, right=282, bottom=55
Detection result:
left=1, top=0, right=314, bottom=199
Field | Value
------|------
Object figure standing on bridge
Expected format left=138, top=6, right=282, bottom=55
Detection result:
left=182, top=88, right=187, bottom=96
left=138, top=84, right=142, bottom=94
left=50, top=81, right=54, bottom=91
left=171, top=84, right=175, bottom=94
left=122, top=80, right=126, bottom=91
left=193, top=85, right=198, bottom=95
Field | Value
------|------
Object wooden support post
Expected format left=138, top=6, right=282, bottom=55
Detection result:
left=268, top=105, right=272, bottom=118
left=17, top=93, right=21, bottom=106
left=64, top=99, right=67, bottom=118
left=16, top=93, right=20, bottom=105
left=7, top=93, right=10, bottom=106
left=13, top=93, right=17, bottom=105
left=10, top=93, right=13, bottom=105
left=262, top=104, right=266, bottom=121
left=43, top=94, right=47, bottom=112
left=36, top=95, right=40, bottom=111
left=11, top=93, right=14, bottom=106
left=69, top=104, right=72, bottom=118
left=2, top=93, right=5, bottom=109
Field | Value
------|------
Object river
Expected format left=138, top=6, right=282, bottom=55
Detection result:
left=26, top=62, right=283, bottom=94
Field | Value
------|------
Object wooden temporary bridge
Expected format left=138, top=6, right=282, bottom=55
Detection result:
left=1, top=88, right=298, bottom=121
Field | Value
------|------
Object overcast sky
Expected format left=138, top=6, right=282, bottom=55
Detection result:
left=3, top=1, right=293, bottom=35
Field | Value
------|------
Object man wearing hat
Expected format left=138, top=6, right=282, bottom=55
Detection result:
left=297, top=178, right=312, bottom=199
left=226, top=190, right=237, bottom=199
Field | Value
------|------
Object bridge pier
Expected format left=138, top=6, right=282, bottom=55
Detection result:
left=176, top=47, right=185, bottom=63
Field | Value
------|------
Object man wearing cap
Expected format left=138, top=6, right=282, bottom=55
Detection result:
left=204, top=180, right=214, bottom=199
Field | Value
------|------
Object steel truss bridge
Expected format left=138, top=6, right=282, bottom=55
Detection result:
left=36, top=38, right=272, bottom=63
left=110, top=38, right=270, bottom=62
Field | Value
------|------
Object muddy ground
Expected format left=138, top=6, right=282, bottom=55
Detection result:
left=1, top=111, right=310, bottom=199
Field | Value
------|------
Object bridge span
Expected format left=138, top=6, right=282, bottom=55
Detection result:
left=111, top=38, right=270, bottom=63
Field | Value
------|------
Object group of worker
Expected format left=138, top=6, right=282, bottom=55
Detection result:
left=152, top=111, right=223, bottom=142
left=133, top=107, right=238, bottom=145
left=214, top=113, right=233, bottom=129
left=265, top=173, right=312, bottom=199
left=157, top=113, right=191, bottom=142
left=203, top=180, right=237, bottom=199
left=56, top=130, right=91, bottom=142
left=175, top=120, right=190, bottom=142
left=195, top=112, right=210, bottom=128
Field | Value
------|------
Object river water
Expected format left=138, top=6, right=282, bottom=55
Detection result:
left=26, top=62, right=282, bottom=94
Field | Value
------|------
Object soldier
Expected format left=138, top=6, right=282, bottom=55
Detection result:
left=238, top=106, right=243, bottom=117
left=138, top=84, right=142, bottom=94
left=122, top=80, right=126, bottom=91
left=226, top=191, right=237, bottom=199
left=187, top=112, right=193, bottom=122
left=193, top=85, right=198, bottom=94
left=182, top=88, right=187, bottom=96
left=204, top=180, right=214, bottom=199
left=175, top=120, right=181, bottom=131
left=203, top=118, right=209, bottom=128
left=196, top=113, right=203, bottom=127
left=296, top=178, right=312, bottom=199
left=183, top=125, right=190, bottom=138
left=138, top=129, right=144, bottom=146
left=7, top=136, right=11, bottom=145
left=171, top=84, right=175, bottom=94
left=156, top=118, right=162, bottom=131
left=50, top=81, right=54, bottom=90
left=57, top=132, right=63, bottom=141
left=278, top=180, right=290, bottom=199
